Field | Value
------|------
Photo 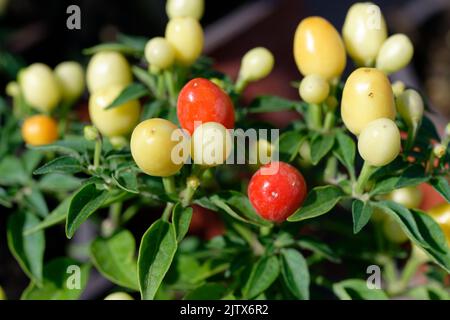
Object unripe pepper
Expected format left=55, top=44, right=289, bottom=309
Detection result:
left=86, top=51, right=132, bottom=93
left=341, top=68, right=396, bottom=135
left=376, top=34, right=414, bottom=74
left=293, top=16, right=346, bottom=80
left=357, top=118, right=400, bottom=167
left=238, top=47, right=274, bottom=83
left=131, top=118, right=189, bottom=177
left=166, top=0, right=204, bottom=20
left=299, top=74, right=330, bottom=104
left=342, top=2, right=387, bottom=66
left=88, top=84, right=140, bottom=137
left=145, top=37, right=175, bottom=71
left=54, top=61, right=85, bottom=103
left=427, top=203, right=450, bottom=246
left=396, top=89, right=424, bottom=130
left=20, top=63, right=61, bottom=113
left=165, top=17, right=204, bottom=66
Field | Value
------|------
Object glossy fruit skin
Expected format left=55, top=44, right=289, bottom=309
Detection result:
left=22, top=115, right=59, bottom=146
left=54, top=61, right=85, bottom=102
left=428, top=203, right=450, bottom=245
left=342, top=2, right=387, bottom=66
left=165, top=17, right=204, bottom=66
left=88, top=85, right=140, bottom=137
left=341, top=68, right=396, bottom=135
left=396, top=89, right=424, bottom=129
left=144, top=37, right=175, bottom=70
left=299, top=74, right=330, bottom=104
left=131, top=118, right=188, bottom=177
left=376, top=34, right=413, bottom=74
left=358, top=118, right=400, bottom=167
left=293, top=16, right=346, bottom=80
left=104, top=292, right=134, bottom=300
left=191, top=122, right=232, bottom=167
left=248, top=162, right=307, bottom=222
left=166, top=0, right=204, bottom=20
left=388, top=186, right=423, bottom=209
left=239, top=47, right=274, bottom=82
left=177, top=78, right=235, bottom=135
left=20, top=63, right=61, bottom=113
left=86, top=51, right=132, bottom=93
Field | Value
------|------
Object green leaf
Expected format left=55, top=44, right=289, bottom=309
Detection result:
left=276, top=131, right=305, bottom=162
left=30, top=136, right=94, bottom=155
left=38, top=173, right=81, bottom=193
left=288, top=185, right=344, bottom=222
left=138, top=219, right=177, bottom=300
left=105, top=83, right=149, bottom=110
left=210, top=195, right=256, bottom=226
left=113, top=170, right=139, bottom=194
left=24, top=185, right=49, bottom=217
left=280, top=249, right=309, bottom=300
left=248, top=96, right=303, bottom=113
left=132, top=66, right=157, bottom=92
left=21, top=258, right=90, bottom=300
left=141, top=100, right=166, bottom=121
left=24, top=197, right=71, bottom=235
left=22, top=150, right=43, bottom=174
left=216, top=191, right=272, bottom=227
left=66, top=184, right=109, bottom=239
left=334, top=131, right=355, bottom=178
left=172, top=203, right=193, bottom=243
left=429, top=176, right=450, bottom=202
left=0, top=155, right=28, bottom=185
left=297, top=237, right=341, bottom=263
left=352, top=200, right=373, bottom=234
left=34, top=156, right=83, bottom=175
left=376, top=201, right=450, bottom=272
left=310, top=133, right=335, bottom=165
left=7, top=211, right=45, bottom=285
left=83, top=42, right=143, bottom=56
left=183, top=283, right=228, bottom=300
left=90, top=230, right=139, bottom=290
left=243, top=255, right=280, bottom=299
left=370, top=165, right=429, bottom=195
left=333, top=279, right=388, bottom=300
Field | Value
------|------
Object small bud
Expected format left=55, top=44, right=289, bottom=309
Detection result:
left=396, top=89, right=424, bottom=129
left=109, top=136, right=128, bottom=150
left=84, top=125, right=99, bottom=141
left=433, top=144, right=446, bottom=159
left=391, top=80, right=405, bottom=98
left=187, top=175, right=200, bottom=189
left=5, top=81, right=20, bottom=97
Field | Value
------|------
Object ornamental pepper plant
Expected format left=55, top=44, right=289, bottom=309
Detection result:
left=1, top=1, right=450, bottom=300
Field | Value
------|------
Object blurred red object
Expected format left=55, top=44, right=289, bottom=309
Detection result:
left=190, top=204, right=225, bottom=240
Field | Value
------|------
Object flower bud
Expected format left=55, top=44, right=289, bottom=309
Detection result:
left=84, top=125, right=99, bottom=141
left=433, top=144, right=446, bottom=159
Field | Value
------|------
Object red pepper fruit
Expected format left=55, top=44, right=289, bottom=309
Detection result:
left=248, top=161, right=307, bottom=222
left=177, top=78, right=235, bottom=135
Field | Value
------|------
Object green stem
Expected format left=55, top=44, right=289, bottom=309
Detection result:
left=181, top=176, right=200, bottom=207
left=157, top=73, right=165, bottom=99
left=235, top=78, right=248, bottom=94
left=233, top=223, right=264, bottom=256
left=323, top=111, right=335, bottom=131
left=324, top=156, right=338, bottom=183
left=309, top=103, right=323, bottom=130
left=162, top=176, right=176, bottom=196
left=405, top=123, right=418, bottom=152
left=93, top=137, right=102, bottom=170
left=164, top=70, right=177, bottom=106
left=162, top=202, right=174, bottom=222
left=355, top=161, right=375, bottom=195
left=109, top=202, right=122, bottom=229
